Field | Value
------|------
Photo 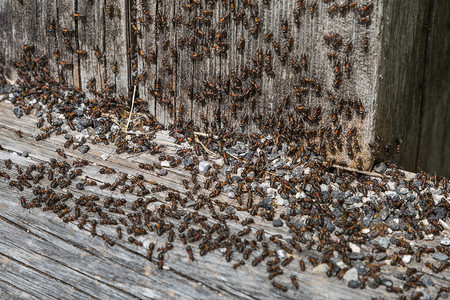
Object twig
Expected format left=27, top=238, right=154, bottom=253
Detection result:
left=193, top=131, right=219, bottom=139
left=332, top=164, right=384, bottom=178
left=125, top=85, right=137, bottom=133
left=193, top=133, right=220, bottom=158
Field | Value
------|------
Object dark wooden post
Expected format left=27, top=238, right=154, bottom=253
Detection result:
left=0, top=0, right=448, bottom=175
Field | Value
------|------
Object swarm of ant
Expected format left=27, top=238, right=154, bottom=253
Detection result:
left=0, top=0, right=449, bottom=298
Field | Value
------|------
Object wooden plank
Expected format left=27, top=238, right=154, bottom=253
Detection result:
left=0, top=1, right=38, bottom=82
left=417, top=0, right=450, bottom=178
left=42, top=0, right=59, bottom=77
left=136, top=0, right=157, bottom=117
left=103, top=0, right=128, bottom=96
left=77, top=0, right=105, bottom=97
left=173, top=0, right=193, bottom=125
left=55, top=0, right=75, bottom=87
left=374, top=1, right=430, bottom=171
left=0, top=99, right=449, bottom=299
left=153, top=1, right=175, bottom=126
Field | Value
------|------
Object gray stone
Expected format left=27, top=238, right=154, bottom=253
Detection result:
left=20, top=151, right=29, bottom=157
left=385, top=191, right=400, bottom=202
left=433, top=207, right=446, bottom=220
left=250, top=181, right=261, bottom=192
left=348, top=252, right=365, bottom=260
left=183, top=156, right=194, bottom=167
left=381, top=279, right=393, bottom=287
left=432, top=252, right=448, bottom=261
left=111, top=124, right=120, bottom=132
left=272, top=219, right=283, bottom=227
left=440, top=237, right=450, bottom=246
left=232, top=141, right=247, bottom=154
left=198, top=161, right=211, bottom=172
left=225, top=206, right=236, bottom=215
left=227, top=192, right=236, bottom=199
left=373, top=163, right=387, bottom=173
left=320, top=184, right=329, bottom=193
left=275, top=170, right=286, bottom=177
left=94, top=126, right=104, bottom=135
left=53, top=118, right=64, bottom=126
left=75, top=123, right=85, bottom=132
left=292, top=166, right=303, bottom=178
left=405, top=193, right=416, bottom=201
left=78, top=145, right=90, bottom=154
left=355, top=265, right=367, bottom=276
left=325, top=217, right=335, bottom=232
left=368, top=280, right=379, bottom=289
left=267, top=153, right=279, bottom=161
left=362, top=215, right=373, bottom=227
left=379, top=210, right=389, bottom=221
left=13, top=106, right=23, bottom=118
left=157, top=169, right=168, bottom=176
left=259, top=196, right=273, bottom=209
left=344, top=191, right=353, bottom=199
left=347, top=280, right=359, bottom=289
left=374, top=253, right=387, bottom=261
left=372, top=237, right=390, bottom=249
left=421, top=275, right=434, bottom=287
left=331, top=188, right=343, bottom=200
left=244, top=151, right=254, bottom=161
left=386, top=219, right=400, bottom=231
left=399, top=187, right=409, bottom=195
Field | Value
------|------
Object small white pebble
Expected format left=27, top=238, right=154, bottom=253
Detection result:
left=424, top=234, right=434, bottom=241
left=421, top=219, right=429, bottom=226
left=266, top=188, right=277, bottom=195
left=439, top=220, right=450, bottom=230
left=277, top=250, right=286, bottom=259
left=440, top=237, right=450, bottom=246
left=275, top=195, right=285, bottom=206
left=161, top=161, right=171, bottom=167
left=402, top=255, right=412, bottom=264
left=312, top=263, right=328, bottom=274
left=361, top=228, right=370, bottom=234
left=349, top=243, right=361, bottom=253
left=101, top=153, right=110, bottom=161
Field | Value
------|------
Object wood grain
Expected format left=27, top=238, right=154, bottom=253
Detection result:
left=0, top=101, right=448, bottom=300
left=0, top=1, right=449, bottom=188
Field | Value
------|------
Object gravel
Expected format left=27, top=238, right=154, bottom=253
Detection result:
left=199, top=161, right=211, bottom=172
left=157, top=169, right=168, bottom=176
left=78, top=145, right=90, bottom=154
left=440, top=237, right=450, bottom=246
left=13, top=106, right=23, bottom=118
left=272, top=219, right=283, bottom=227
left=432, top=252, right=448, bottom=261
left=373, top=163, right=387, bottom=173
left=183, top=156, right=194, bottom=168
left=343, top=268, right=358, bottom=282
left=372, top=237, right=390, bottom=249
left=347, top=280, right=359, bottom=289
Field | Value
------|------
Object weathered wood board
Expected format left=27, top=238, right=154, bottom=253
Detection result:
left=0, top=101, right=390, bottom=299
left=0, top=99, right=449, bottom=299
left=0, top=0, right=449, bottom=176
